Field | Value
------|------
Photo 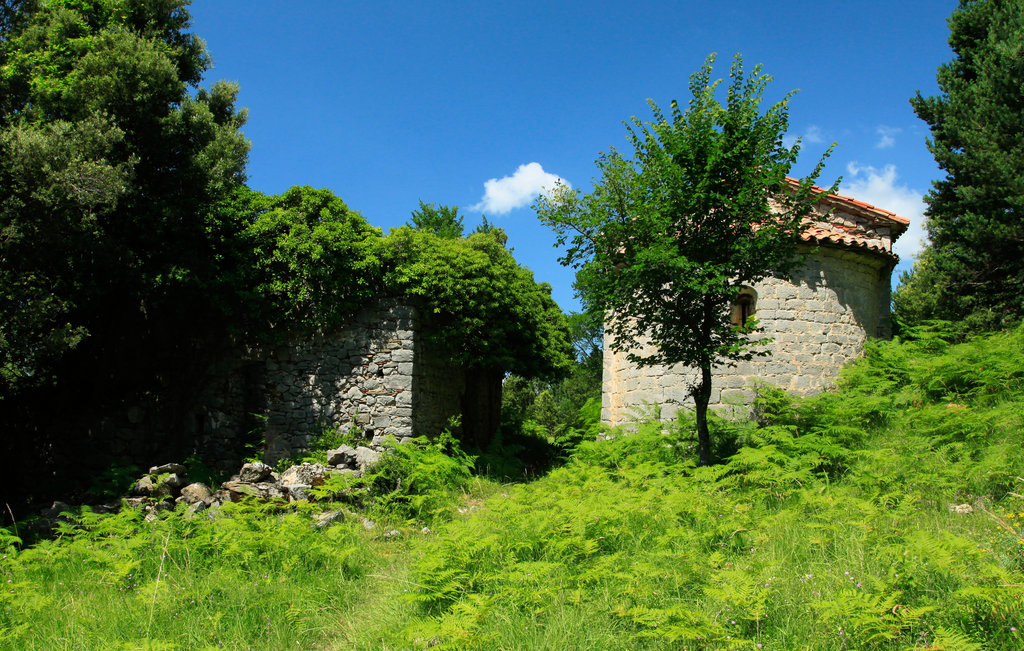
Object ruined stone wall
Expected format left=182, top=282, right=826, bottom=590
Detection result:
left=602, top=245, right=894, bottom=426
left=256, top=301, right=464, bottom=463
left=180, top=300, right=463, bottom=469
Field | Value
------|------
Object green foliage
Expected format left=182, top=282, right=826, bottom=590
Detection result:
left=84, top=461, right=140, bottom=502
left=235, top=185, right=383, bottom=334
left=536, top=53, right=835, bottom=465
left=382, top=226, right=572, bottom=378
left=900, top=0, right=1024, bottom=331
left=313, top=433, right=476, bottom=523
left=0, top=500, right=379, bottom=649
left=4, top=327, right=1024, bottom=648
left=400, top=326, right=1024, bottom=648
left=407, top=200, right=464, bottom=239
left=497, top=310, right=604, bottom=462
left=0, top=0, right=248, bottom=389
left=0, top=0, right=249, bottom=510
left=270, top=423, right=353, bottom=472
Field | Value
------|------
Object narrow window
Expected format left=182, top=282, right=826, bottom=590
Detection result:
left=731, top=288, right=757, bottom=327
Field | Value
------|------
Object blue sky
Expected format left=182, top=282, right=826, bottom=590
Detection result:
left=188, top=0, right=955, bottom=312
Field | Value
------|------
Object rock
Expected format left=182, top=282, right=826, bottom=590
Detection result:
left=382, top=529, right=401, bottom=539
left=186, top=501, right=208, bottom=517
left=327, top=444, right=357, bottom=467
left=149, top=462, right=187, bottom=476
left=131, top=475, right=156, bottom=497
left=355, top=446, right=381, bottom=470
left=280, top=463, right=327, bottom=488
left=313, top=509, right=346, bottom=529
left=949, top=503, right=974, bottom=514
left=123, top=497, right=148, bottom=509
left=132, top=470, right=186, bottom=498
left=362, top=517, right=376, bottom=530
left=160, top=473, right=187, bottom=491
left=286, top=484, right=312, bottom=501
left=237, top=462, right=273, bottom=483
left=152, top=498, right=175, bottom=512
left=222, top=479, right=287, bottom=502
left=180, top=482, right=214, bottom=505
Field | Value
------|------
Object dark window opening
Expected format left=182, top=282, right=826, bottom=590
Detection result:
left=731, top=289, right=757, bottom=327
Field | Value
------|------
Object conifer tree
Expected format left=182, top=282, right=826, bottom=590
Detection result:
left=898, top=0, right=1024, bottom=330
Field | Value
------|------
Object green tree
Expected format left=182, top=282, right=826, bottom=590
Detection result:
left=382, top=226, right=572, bottom=447
left=535, top=55, right=834, bottom=465
left=407, top=200, right=464, bottom=239
left=242, top=185, right=383, bottom=334
left=0, top=0, right=249, bottom=507
left=899, top=0, right=1024, bottom=330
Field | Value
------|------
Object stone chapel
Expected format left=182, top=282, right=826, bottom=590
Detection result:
left=601, top=182, right=911, bottom=426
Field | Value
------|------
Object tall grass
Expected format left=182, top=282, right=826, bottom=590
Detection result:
left=2, top=324, right=1023, bottom=649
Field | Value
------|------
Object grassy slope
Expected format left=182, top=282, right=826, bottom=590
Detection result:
left=2, top=326, right=1023, bottom=650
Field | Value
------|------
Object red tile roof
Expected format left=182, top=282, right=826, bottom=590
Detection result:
left=785, top=177, right=910, bottom=257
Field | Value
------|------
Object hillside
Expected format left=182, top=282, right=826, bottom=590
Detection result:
left=2, top=325, right=1023, bottom=649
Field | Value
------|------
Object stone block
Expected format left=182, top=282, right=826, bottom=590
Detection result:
left=391, top=349, right=414, bottom=363
left=384, top=375, right=412, bottom=391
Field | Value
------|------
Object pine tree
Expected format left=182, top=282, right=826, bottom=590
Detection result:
left=900, top=0, right=1024, bottom=330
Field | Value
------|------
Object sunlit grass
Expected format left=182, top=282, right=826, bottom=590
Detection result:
left=2, top=325, right=1024, bottom=649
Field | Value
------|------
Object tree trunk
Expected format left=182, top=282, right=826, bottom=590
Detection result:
left=461, top=367, right=503, bottom=450
left=694, top=362, right=713, bottom=466
left=695, top=295, right=715, bottom=466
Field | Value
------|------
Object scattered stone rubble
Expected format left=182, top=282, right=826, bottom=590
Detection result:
left=37, top=444, right=386, bottom=527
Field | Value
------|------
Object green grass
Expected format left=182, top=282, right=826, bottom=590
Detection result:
left=3, top=324, right=1024, bottom=649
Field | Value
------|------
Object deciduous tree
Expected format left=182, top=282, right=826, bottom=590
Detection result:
left=0, top=0, right=249, bottom=506
left=536, top=55, right=834, bottom=465
left=382, top=226, right=572, bottom=447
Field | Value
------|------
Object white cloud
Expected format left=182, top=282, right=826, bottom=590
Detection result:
left=841, top=162, right=927, bottom=261
left=874, top=125, right=902, bottom=149
left=783, top=124, right=824, bottom=149
left=470, top=162, right=569, bottom=215
left=804, top=125, right=824, bottom=144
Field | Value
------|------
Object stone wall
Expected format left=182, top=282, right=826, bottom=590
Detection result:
left=184, top=300, right=463, bottom=469
left=602, top=245, right=894, bottom=426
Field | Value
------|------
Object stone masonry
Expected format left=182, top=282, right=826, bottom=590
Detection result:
left=602, top=187, right=909, bottom=426
left=191, top=300, right=464, bottom=468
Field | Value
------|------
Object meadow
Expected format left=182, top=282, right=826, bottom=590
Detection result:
left=2, top=325, right=1023, bottom=649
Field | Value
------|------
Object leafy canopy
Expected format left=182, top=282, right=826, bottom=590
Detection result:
left=536, top=54, right=834, bottom=464
left=897, top=0, right=1024, bottom=331
left=537, top=54, right=833, bottom=370
left=381, top=226, right=572, bottom=379
left=0, top=0, right=249, bottom=392
left=407, top=200, right=465, bottom=239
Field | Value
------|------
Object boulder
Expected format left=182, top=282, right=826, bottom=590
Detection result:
left=161, top=473, right=187, bottom=491
left=327, top=444, right=357, bottom=467
left=286, top=484, right=313, bottom=501
left=131, top=475, right=155, bottom=497
left=312, top=509, right=346, bottom=529
left=280, top=463, right=327, bottom=488
left=180, top=482, right=214, bottom=505
left=237, top=462, right=273, bottom=483
left=355, top=446, right=381, bottom=470
left=222, top=479, right=287, bottom=502
left=149, top=462, right=187, bottom=476
left=40, top=501, right=72, bottom=519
